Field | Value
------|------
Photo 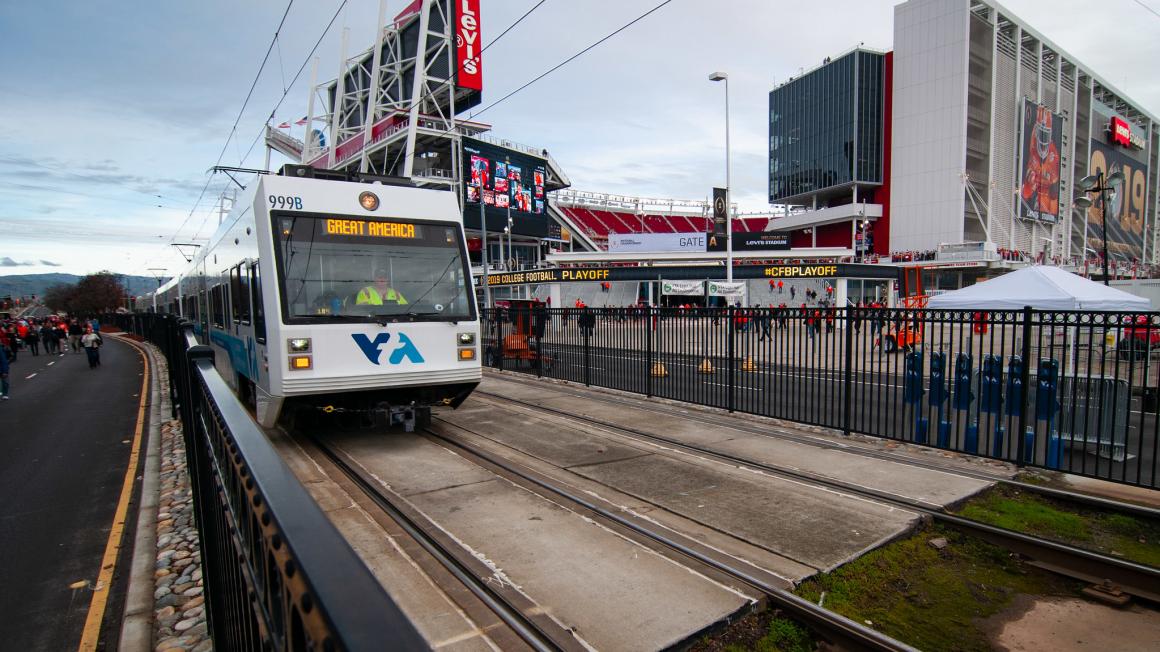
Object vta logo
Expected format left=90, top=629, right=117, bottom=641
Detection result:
left=351, top=332, right=425, bottom=365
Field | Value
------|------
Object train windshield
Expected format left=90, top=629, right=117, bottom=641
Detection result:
left=274, top=213, right=475, bottom=322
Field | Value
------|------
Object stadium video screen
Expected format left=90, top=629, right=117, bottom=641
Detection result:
left=463, top=137, right=548, bottom=237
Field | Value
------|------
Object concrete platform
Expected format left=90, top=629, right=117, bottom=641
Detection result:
left=329, top=430, right=755, bottom=651
left=267, top=429, right=504, bottom=651
left=423, top=374, right=999, bottom=577
left=479, top=374, right=994, bottom=509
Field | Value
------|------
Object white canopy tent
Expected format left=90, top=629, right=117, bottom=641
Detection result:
left=929, top=265, right=1151, bottom=383
left=927, top=266, right=1150, bottom=311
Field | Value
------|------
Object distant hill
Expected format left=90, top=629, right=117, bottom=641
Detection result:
left=0, top=274, right=166, bottom=300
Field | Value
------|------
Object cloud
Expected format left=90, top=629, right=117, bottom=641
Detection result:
left=0, top=257, right=42, bottom=267
left=40, top=260, right=61, bottom=266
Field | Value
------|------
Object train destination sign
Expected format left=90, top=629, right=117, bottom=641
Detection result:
left=482, top=263, right=897, bottom=286
left=324, top=218, right=417, bottom=239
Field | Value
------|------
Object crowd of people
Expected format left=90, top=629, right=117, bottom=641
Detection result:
left=0, top=316, right=105, bottom=400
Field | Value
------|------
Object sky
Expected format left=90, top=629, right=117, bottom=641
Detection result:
left=1, top=0, right=1158, bottom=278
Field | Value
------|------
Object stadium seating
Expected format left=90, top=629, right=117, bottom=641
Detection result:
left=557, top=206, right=718, bottom=242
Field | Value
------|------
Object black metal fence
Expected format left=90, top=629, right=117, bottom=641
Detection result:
left=482, top=306, right=1160, bottom=489
left=113, top=313, right=426, bottom=651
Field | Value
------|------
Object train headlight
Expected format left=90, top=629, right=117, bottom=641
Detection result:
left=457, top=332, right=475, bottom=345
left=359, top=191, right=380, bottom=211
left=289, top=355, right=313, bottom=370
left=288, top=337, right=312, bottom=352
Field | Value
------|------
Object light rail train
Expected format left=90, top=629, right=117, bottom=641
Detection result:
left=145, top=165, right=481, bottom=430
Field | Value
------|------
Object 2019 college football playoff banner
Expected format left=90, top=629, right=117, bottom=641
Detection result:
left=481, top=263, right=899, bottom=286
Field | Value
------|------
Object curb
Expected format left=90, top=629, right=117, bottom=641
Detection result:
left=117, top=336, right=167, bottom=650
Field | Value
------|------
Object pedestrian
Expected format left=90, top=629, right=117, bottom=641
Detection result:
left=81, top=326, right=103, bottom=368
left=0, top=343, right=9, bottom=400
left=24, top=323, right=40, bottom=356
left=68, top=320, right=83, bottom=353
left=578, top=308, right=596, bottom=337
left=3, top=324, right=18, bottom=361
left=40, top=323, right=57, bottom=354
left=757, top=306, right=772, bottom=341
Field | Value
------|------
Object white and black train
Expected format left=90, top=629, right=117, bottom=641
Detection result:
left=147, top=166, right=481, bottom=430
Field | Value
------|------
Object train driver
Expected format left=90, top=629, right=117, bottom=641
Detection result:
left=353, top=266, right=408, bottom=306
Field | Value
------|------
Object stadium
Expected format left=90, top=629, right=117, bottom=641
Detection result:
left=261, top=0, right=1160, bottom=304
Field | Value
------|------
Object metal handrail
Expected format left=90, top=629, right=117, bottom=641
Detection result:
left=115, top=313, right=428, bottom=650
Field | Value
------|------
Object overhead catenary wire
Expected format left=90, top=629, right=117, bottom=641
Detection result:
left=235, top=0, right=350, bottom=168
left=404, top=0, right=677, bottom=166
left=168, top=0, right=297, bottom=247
left=244, top=0, right=546, bottom=170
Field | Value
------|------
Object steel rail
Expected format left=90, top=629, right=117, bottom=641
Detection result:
left=423, top=421, right=919, bottom=652
left=305, top=434, right=564, bottom=652
left=482, top=374, right=1160, bottom=520
left=474, top=389, right=1160, bottom=602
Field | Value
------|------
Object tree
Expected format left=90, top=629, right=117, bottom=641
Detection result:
left=72, top=272, right=127, bottom=314
left=43, top=283, right=77, bottom=314
left=42, top=272, right=126, bottom=315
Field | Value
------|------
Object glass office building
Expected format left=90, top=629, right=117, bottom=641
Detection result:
left=769, top=49, right=886, bottom=205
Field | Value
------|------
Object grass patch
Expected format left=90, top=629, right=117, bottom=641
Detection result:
left=794, top=523, right=1080, bottom=652
left=955, top=484, right=1160, bottom=568
left=689, top=610, right=816, bottom=652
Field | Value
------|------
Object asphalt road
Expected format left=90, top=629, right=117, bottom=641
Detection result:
left=488, top=337, right=1158, bottom=488
left=0, top=337, right=145, bottom=651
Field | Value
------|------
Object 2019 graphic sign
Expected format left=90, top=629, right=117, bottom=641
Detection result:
left=1086, top=139, right=1149, bottom=260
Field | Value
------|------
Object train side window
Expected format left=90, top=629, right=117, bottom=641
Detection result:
left=199, top=290, right=208, bottom=325
left=230, top=266, right=243, bottom=324
left=250, top=262, right=266, bottom=343
left=211, top=284, right=224, bottom=328
left=237, top=264, right=252, bottom=325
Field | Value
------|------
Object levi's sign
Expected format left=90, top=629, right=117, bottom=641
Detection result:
left=1110, top=117, right=1146, bottom=149
left=456, top=0, right=482, bottom=91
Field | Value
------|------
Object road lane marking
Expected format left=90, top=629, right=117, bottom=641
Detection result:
left=77, top=342, right=148, bottom=652
left=25, top=373, right=37, bottom=379
left=47, top=361, right=55, bottom=366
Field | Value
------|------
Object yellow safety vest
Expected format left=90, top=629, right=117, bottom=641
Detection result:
left=355, top=286, right=408, bottom=305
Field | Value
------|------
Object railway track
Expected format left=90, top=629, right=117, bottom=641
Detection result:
left=294, top=423, right=918, bottom=651
left=418, top=420, right=919, bottom=652
left=473, top=387, right=1160, bottom=603
left=293, top=429, right=575, bottom=652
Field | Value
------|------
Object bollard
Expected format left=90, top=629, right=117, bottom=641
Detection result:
left=929, top=352, right=949, bottom=448
left=992, top=426, right=1005, bottom=458
left=964, top=423, right=979, bottom=455
left=1046, top=432, right=1062, bottom=469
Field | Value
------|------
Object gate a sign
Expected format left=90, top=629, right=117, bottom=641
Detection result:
left=456, top=0, right=483, bottom=91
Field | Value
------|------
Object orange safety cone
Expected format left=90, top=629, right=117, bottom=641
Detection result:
left=651, top=361, right=668, bottom=377
left=698, top=358, right=714, bottom=374
left=741, top=356, right=757, bottom=372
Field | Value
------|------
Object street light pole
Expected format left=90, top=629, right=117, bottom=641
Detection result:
left=710, top=71, right=733, bottom=282
left=1074, top=170, right=1125, bottom=286
left=479, top=199, right=491, bottom=307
